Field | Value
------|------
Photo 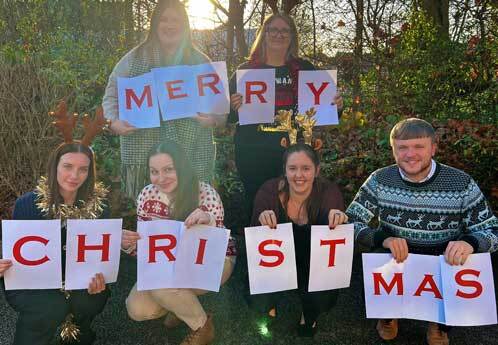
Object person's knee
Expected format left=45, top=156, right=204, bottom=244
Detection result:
left=220, top=257, right=236, bottom=286
left=126, top=295, right=164, bottom=321
left=18, top=304, right=67, bottom=336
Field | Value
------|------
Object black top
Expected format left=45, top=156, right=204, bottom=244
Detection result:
left=228, top=59, right=316, bottom=150
left=12, top=191, right=110, bottom=279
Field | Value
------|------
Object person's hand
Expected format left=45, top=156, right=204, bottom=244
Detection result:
left=121, top=230, right=140, bottom=250
left=444, top=241, right=474, bottom=266
left=184, top=208, right=212, bottom=228
left=259, top=210, right=277, bottom=229
left=195, top=112, right=225, bottom=128
left=383, top=237, right=409, bottom=263
left=332, top=90, right=344, bottom=110
left=88, top=273, right=106, bottom=294
left=328, top=209, right=348, bottom=229
left=230, top=93, right=243, bottom=111
left=110, top=119, right=137, bottom=135
left=0, top=259, right=13, bottom=276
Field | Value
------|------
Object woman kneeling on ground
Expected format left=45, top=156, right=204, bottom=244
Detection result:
left=251, top=142, right=348, bottom=337
left=2, top=139, right=110, bottom=345
left=121, top=140, right=236, bottom=345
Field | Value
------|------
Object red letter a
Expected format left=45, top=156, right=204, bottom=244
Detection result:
left=413, top=274, right=443, bottom=299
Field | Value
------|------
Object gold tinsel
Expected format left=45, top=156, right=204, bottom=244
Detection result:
left=35, top=176, right=107, bottom=342
left=35, top=176, right=107, bottom=220
left=60, top=314, right=81, bottom=342
left=259, top=108, right=318, bottom=146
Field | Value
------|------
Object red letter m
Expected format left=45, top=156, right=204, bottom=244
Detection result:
left=373, top=272, right=404, bottom=295
left=125, top=85, right=153, bottom=110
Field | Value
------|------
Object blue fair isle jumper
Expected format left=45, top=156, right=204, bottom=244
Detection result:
left=346, top=163, right=498, bottom=254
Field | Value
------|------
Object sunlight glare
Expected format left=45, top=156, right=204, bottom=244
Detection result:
left=187, top=0, right=222, bottom=30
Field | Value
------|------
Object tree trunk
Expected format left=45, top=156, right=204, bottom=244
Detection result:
left=419, top=0, right=449, bottom=38
left=353, top=0, right=364, bottom=112
left=124, top=0, right=135, bottom=49
left=226, top=0, right=236, bottom=69
left=233, top=0, right=248, bottom=62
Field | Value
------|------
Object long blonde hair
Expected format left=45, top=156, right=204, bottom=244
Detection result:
left=248, top=13, right=299, bottom=63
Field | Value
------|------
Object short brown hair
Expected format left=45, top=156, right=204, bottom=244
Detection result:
left=390, top=118, right=436, bottom=145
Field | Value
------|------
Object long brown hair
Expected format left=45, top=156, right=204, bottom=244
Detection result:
left=46, top=142, right=96, bottom=209
left=136, top=0, right=206, bottom=65
left=279, top=143, right=324, bottom=224
left=147, top=140, right=199, bottom=220
left=248, top=13, right=299, bottom=63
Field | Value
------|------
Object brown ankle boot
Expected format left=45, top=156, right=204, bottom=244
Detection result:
left=376, top=319, right=398, bottom=340
left=180, top=315, right=214, bottom=345
left=426, top=322, right=449, bottom=345
left=163, top=312, right=182, bottom=329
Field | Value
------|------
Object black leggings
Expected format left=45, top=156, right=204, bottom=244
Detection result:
left=249, top=288, right=338, bottom=325
left=5, top=288, right=109, bottom=345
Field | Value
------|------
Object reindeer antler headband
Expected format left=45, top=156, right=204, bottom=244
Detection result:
left=49, top=100, right=109, bottom=146
left=259, top=107, right=323, bottom=150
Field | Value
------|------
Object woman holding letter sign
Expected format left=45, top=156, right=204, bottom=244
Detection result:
left=228, top=13, right=343, bottom=219
left=251, top=143, right=348, bottom=337
left=121, top=140, right=236, bottom=345
left=3, top=103, right=110, bottom=345
left=103, top=0, right=223, bottom=201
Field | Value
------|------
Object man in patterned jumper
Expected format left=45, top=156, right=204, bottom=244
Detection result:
left=346, top=118, right=498, bottom=345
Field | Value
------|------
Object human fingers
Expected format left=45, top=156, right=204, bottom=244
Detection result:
left=328, top=210, right=348, bottom=229
left=0, top=260, right=13, bottom=275
left=269, top=211, right=277, bottom=229
left=445, top=241, right=460, bottom=265
left=88, top=276, right=97, bottom=294
left=399, top=239, right=409, bottom=262
left=230, top=93, right=243, bottom=110
left=111, top=120, right=137, bottom=135
left=389, top=239, right=401, bottom=262
left=95, top=273, right=106, bottom=292
left=391, top=239, right=408, bottom=263
left=259, top=211, right=276, bottom=228
left=121, top=230, right=140, bottom=248
left=195, top=113, right=216, bottom=128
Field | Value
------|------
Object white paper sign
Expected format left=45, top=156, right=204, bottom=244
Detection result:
left=2, top=220, right=62, bottom=290
left=153, top=65, right=197, bottom=121
left=403, top=254, right=445, bottom=323
left=363, top=253, right=405, bottom=319
left=441, top=253, right=497, bottom=326
left=245, top=223, right=297, bottom=294
left=308, top=224, right=354, bottom=292
left=194, top=61, right=230, bottom=115
left=137, top=220, right=182, bottom=291
left=64, top=219, right=123, bottom=290
left=236, top=69, right=275, bottom=125
left=298, top=70, right=338, bottom=126
left=117, top=72, right=160, bottom=128
left=174, top=225, right=230, bottom=292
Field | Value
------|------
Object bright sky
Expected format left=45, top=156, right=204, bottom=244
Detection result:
left=187, top=0, right=224, bottom=30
